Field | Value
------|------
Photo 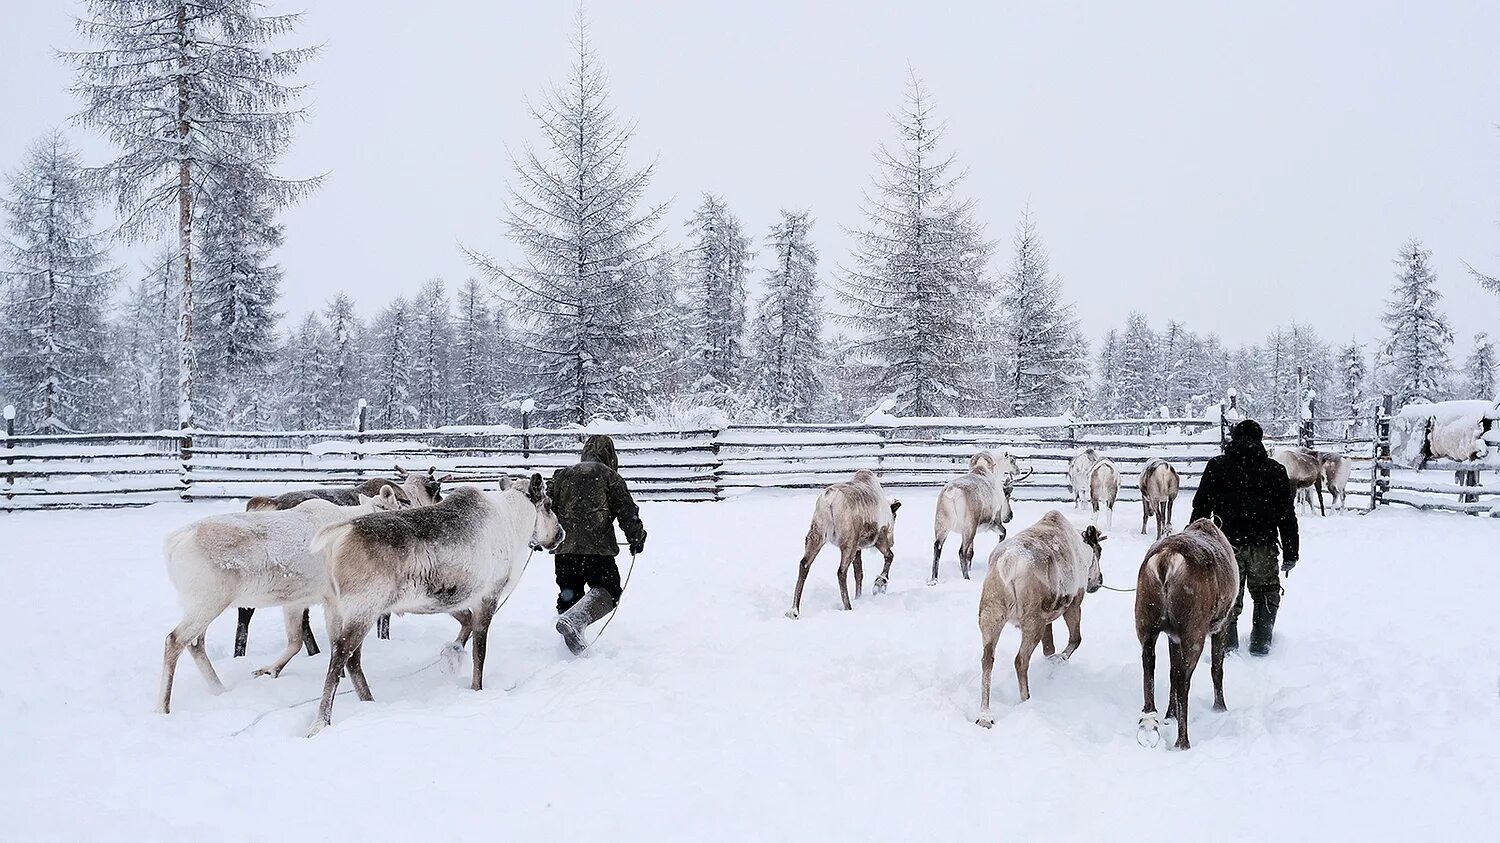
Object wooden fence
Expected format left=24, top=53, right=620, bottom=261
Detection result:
left=3, top=402, right=1401, bottom=513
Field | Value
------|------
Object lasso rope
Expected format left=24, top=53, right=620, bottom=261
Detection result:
left=586, top=552, right=637, bottom=649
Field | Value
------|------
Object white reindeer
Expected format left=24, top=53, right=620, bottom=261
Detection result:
left=1089, top=459, right=1120, bottom=530
left=155, top=487, right=403, bottom=714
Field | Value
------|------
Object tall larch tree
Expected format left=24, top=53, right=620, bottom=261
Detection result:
left=367, top=296, right=415, bottom=429
left=410, top=279, right=455, bottom=427
left=0, top=133, right=116, bottom=432
left=66, top=0, right=315, bottom=428
left=993, top=210, right=1084, bottom=416
left=453, top=278, right=496, bottom=424
left=748, top=210, right=824, bottom=421
left=1114, top=312, right=1159, bottom=417
left=1090, top=329, right=1124, bottom=417
left=1376, top=240, right=1453, bottom=406
left=684, top=194, right=752, bottom=398
left=469, top=13, right=666, bottom=424
left=838, top=72, right=992, bottom=417
left=320, top=293, right=364, bottom=427
left=1332, top=341, right=1369, bottom=434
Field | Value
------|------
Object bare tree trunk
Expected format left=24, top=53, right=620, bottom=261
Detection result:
left=175, top=2, right=195, bottom=429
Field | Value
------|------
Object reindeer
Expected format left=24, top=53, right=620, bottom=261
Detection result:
left=786, top=470, right=902, bottom=619
left=155, top=487, right=404, bottom=714
left=1067, top=448, right=1100, bottom=509
left=307, top=480, right=564, bottom=735
left=1134, top=517, right=1239, bottom=751
left=1089, top=458, right=1120, bottom=530
left=976, top=511, right=1106, bottom=726
left=1138, top=458, right=1180, bottom=539
left=1272, top=448, right=1325, bottom=516
left=1319, top=452, right=1352, bottom=513
left=235, top=467, right=450, bottom=657
left=931, top=451, right=1030, bottom=585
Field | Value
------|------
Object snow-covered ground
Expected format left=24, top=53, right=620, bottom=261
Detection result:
left=1, top=492, right=1495, bottom=840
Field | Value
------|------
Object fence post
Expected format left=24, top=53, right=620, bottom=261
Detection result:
left=1456, top=468, right=1480, bottom=511
left=1368, top=394, right=1392, bottom=512
left=1300, top=390, right=1317, bottom=450
left=3, top=405, right=14, bottom=511
left=354, top=399, right=368, bottom=479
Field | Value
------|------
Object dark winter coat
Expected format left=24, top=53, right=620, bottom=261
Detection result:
left=1189, top=436, right=1300, bottom=562
left=548, top=436, right=647, bottom=557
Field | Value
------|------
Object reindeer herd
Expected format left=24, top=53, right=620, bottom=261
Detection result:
left=150, top=441, right=1348, bottom=747
left=786, top=442, right=1352, bottom=750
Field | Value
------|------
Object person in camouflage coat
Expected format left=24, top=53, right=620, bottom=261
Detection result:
left=1189, top=419, right=1300, bottom=656
left=548, top=434, right=647, bottom=654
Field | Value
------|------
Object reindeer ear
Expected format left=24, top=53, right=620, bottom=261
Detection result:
left=527, top=473, right=545, bottom=502
left=438, top=473, right=455, bottom=483
left=379, top=486, right=399, bottom=505
left=394, top=464, right=408, bottom=479
left=890, top=500, right=902, bottom=515
left=427, top=465, right=438, bottom=478
left=497, top=474, right=512, bottom=491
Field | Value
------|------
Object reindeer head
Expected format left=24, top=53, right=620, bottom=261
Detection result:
left=526, top=473, right=565, bottom=552
left=1080, top=525, right=1107, bottom=593
left=358, top=485, right=404, bottom=512
left=394, top=464, right=451, bottom=505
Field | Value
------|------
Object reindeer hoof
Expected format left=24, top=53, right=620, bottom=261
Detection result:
left=784, top=609, right=799, bottom=620
left=439, top=641, right=464, bottom=674
left=976, top=714, right=994, bottom=729
left=1047, top=653, right=1069, bottom=665
left=306, top=719, right=329, bottom=738
left=926, top=578, right=937, bottom=587
left=872, top=576, right=888, bottom=594
left=1212, top=702, right=1227, bottom=712
left=252, top=665, right=280, bottom=678
left=1136, top=714, right=1161, bottom=748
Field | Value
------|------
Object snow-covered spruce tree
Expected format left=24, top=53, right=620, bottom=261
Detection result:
left=194, top=165, right=283, bottom=428
left=453, top=278, right=496, bottom=424
left=748, top=210, right=824, bottom=421
left=992, top=210, right=1084, bottom=416
left=684, top=194, right=752, bottom=399
left=270, top=312, right=328, bottom=429
left=1464, top=333, right=1496, bottom=400
left=467, top=15, right=666, bottom=424
left=1376, top=240, right=1453, bottom=406
left=1333, top=341, right=1369, bottom=435
left=1227, top=343, right=1268, bottom=416
left=635, top=250, right=693, bottom=401
left=1158, top=320, right=1191, bottom=416
left=0, top=133, right=116, bottom=432
left=1090, top=329, right=1124, bottom=418
left=109, top=252, right=179, bottom=430
left=1114, top=312, right=1159, bottom=417
left=1193, top=332, right=1231, bottom=408
left=409, top=279, right=455, bottom=428
left=838, top=72, right=992, bottom=417
left=66, top=0, right=315, bottom=428
left=320, top=292, right=364, bottom=427
left=367, top=297, right=415, bottom=429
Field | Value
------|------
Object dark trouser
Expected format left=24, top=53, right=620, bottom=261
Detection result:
left=555, top=553, right=623, bottom=614
left=1230, top=543, right=1282, bottom=622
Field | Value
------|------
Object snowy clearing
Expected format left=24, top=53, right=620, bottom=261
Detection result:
left=1, top=492, right=1496, bottom=840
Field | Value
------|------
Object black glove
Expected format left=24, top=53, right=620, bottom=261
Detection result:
left=1281, top=557, right=1297, bottom=575
left=629, top=539, right=645, bottom=556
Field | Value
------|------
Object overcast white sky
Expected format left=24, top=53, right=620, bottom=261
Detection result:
left=4, top=1, right=1498, bottom=349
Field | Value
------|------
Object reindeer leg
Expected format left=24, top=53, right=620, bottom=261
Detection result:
left=852, top=552, right=864, bottom=600
left=470, top=596, right=500, bottom=691
left=376, top=613, right=391, bottom=640
left=1141, top=499, right=1150, bottom=535
left=452, top=609, right=473, bottom=647
left=836, top=547, right=855, bottom=611
left=874, top=539, right=895, bottom=595
left=1015, top=623, right=1044, bottom=703
left=345, top=643, right=374, bottom=702
left=309, top=616, right=372, bottom=736
left=787, top=528, right=822, bottom=619
left=254, top=605, right=306, bottom=679
left=1175, top=638, right=1204, bottom=750
left=1054, top=600, right=1083, bottom=662
left=1210, top=629, right=1228, bottom=712
left=977, top=622, right=1000, bottom=727
left=1165, top=639, right=1183, bottom=722
left=300, top=609, right=320, bottom=656
left=234, top=607, right=254, bottom=657
left=1041, top=622, right=1057, bottom=658
left=156, top=602, right=225, bottom=714
left=1137, top=629, right=1162, bottom=747
left=959, top=528, right=976, bottom=580
left=930, top=536, right=945, bottom=586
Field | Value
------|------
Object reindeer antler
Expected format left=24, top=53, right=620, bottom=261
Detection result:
left=1010, top=464, right=1035, bottom=484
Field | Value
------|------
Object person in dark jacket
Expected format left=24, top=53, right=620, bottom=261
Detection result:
left=1189, top=419, right=1299, bottom=656
left=548, top=434, right=647, bottom=654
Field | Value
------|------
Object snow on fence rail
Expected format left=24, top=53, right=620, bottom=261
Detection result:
left=1, top=407, right=1389, bottom=513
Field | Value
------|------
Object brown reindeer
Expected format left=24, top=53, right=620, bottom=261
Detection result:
left=976, top=512, right=1105, bottom=726
left=1089, top=459, right=1120, bottom=530
left=1272, top=448, right=1325, bottom=516
left=931, top=451, right=1021, bottom=585
left=786, top=470, right=901, bottom=619
left=1134, top=517, right=1239, bottom=750
left=1138, top=458, right=1180, bottom=539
